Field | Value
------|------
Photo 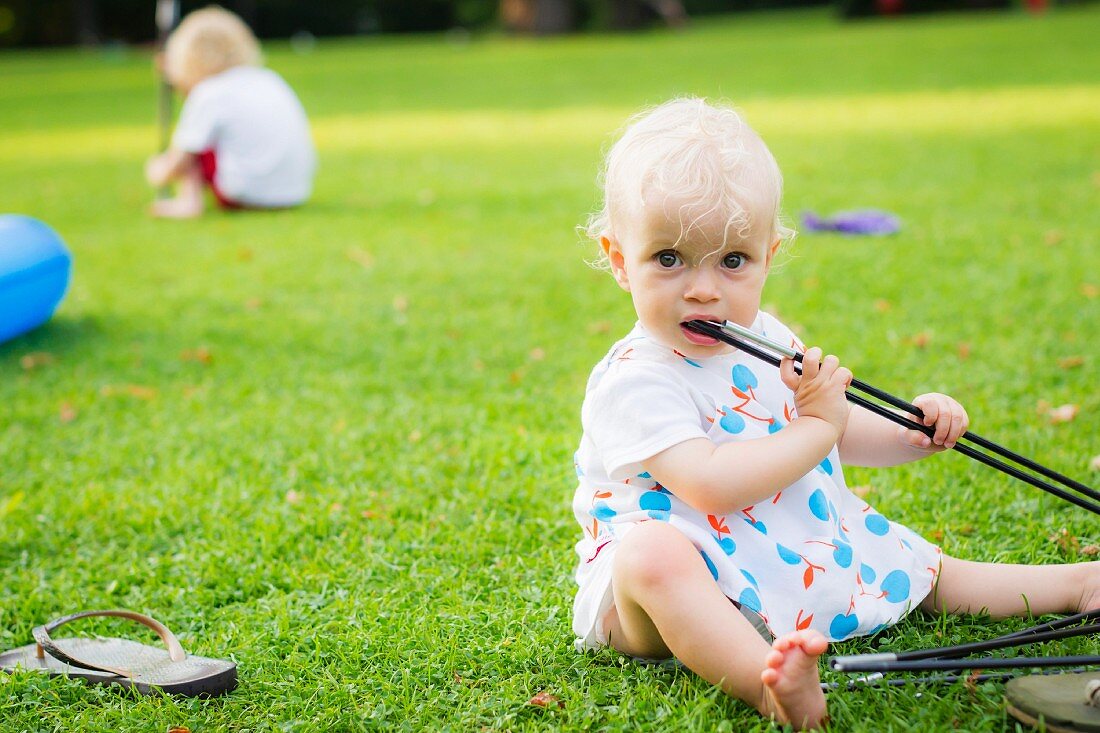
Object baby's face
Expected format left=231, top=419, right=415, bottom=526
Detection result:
left=604, top=206, right=779, bottom=358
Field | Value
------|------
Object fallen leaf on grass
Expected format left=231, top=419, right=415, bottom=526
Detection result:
left=928, top=529, right=945, bottom=542
left=957, top=342, right=971, bottom=360
left=20, top=352, right=54, bottom=370
left=1082, top=545, right=1100, bottom=557
left=1048, top=404, right=1079, bottom=424
left=1090, top=455, right=1100, bottom=472
left=527, top=691, right=563, bottom=708
left=180, top=347, right=212, bottom=365
left=1049, top=527, right=1080, bottom=553
left=1057, top=356, right=1084, bottom=369
left=908, top=332, right=931, bottom=349
left=59, top=403, right=77, bottom=423
left=168, top=727, right=191, bottom=733
left=100, top=385, right=158, bottom=400
left=346, top=247, right=374, bottom=269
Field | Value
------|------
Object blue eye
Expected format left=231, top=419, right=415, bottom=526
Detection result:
left=722, top=252, right=745, bottom=269
left=656, top=251, right=681, bottom=268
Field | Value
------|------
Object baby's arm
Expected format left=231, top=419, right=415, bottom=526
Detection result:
left=644, top=348, right=852, bottom=515
left=145, top=147, right=197, bottom=188
left=839, top=392, right=968, bottom=467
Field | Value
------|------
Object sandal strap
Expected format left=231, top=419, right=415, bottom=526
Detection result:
left=32, top=609, right=187, bottom=676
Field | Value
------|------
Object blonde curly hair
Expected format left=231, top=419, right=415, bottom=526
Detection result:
left=586, top=98, right=794, bottom=267
left=165, top=6, right=261, bottom=92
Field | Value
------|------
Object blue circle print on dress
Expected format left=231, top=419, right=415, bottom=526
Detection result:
left=719, top=408, right=746, bottom=434
left=776, top=544, right=802, bottom=565
left=808, top=489, right=830, bottom=521
left=767, top=419, right=783, bottom=434
left=740, top=569, right=759, bottom=589
left=865, top=513, right=890, bottom=536
left=829, top=613, right=860, bottom=640
left=590, top=502, right=616, bottom=521
left=832, top=540, right=853, bottom=568
left=700, top=551, right=719, bottom=580
left=738, top=587, right=763, bottom=613
left=816, top=457, right=833, bottom=475
left=731, top=364, right=758, bottom=391
left=717, top=536, right=736, bottom=555
left=639, top=491, right=671, bottom=512
left=880, top=570, right=911, bottom=603
left=860, top=563, right=877, bottom=583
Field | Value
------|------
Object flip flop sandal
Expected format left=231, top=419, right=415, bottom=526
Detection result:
left=0, top=609, right=237, bottom=697
left=1006, top=671, right=1100, bottom=733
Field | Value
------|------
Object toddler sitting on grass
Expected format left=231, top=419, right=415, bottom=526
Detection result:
left=570, top=97, right=1100, bottom=729
left=145, top=6, right=316, bottom=218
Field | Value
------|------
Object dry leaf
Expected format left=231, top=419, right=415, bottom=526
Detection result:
left=529, top=347, right=545, bottom=361
left=1043, top=230, right=1064, bottom=246
left=285, top=490, right=302, bottom=505
left=1048, top=404, right=1079, bottom=424
left=1090, top=455, right=1100, bottom=472
left=168, top=728, right=191, bottom=733
left=957, top=342, right=971, bottom=360
left=20, top=352, right=54, bottom=370
left=1049, top=527, right=1080, bottom=552
left=873, top=299, right=891, bottom=313
left=180, top=347, right=212, bottom=365
left=527, top=691, right=563, bottom=708
left=1082, top=283, right=1099, bottom=299
left=1081, top=545, right=1100, bottom=556
left=59, top=403, right=77, bottom=423
left=928, top=529, right=945, bottom=542
left=1057, top=356, right=1084, bottom=369
left=909, top=332, right=931, bottom=349
left=347, top=247, right=374, bottom=269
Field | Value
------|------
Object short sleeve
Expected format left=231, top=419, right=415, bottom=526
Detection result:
left=172, top=84, right=219, bottom=153
left=583, top=363, right=709, bottom=481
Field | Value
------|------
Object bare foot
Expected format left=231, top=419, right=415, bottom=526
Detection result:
left=150, top=196, right=203, bottom=219
left=759, top=630, right=829, bottom=731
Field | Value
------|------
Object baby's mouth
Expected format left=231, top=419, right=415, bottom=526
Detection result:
left=680, top=320, right=721, bottom=345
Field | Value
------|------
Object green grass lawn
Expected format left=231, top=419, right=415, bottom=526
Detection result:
left=1, top=6, right=1098, bottom=731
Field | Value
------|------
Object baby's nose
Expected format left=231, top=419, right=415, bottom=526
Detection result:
left=684, top=269, right=720, bottom=301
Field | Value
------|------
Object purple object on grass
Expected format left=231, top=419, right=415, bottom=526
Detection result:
left=802, top=209, right=901, bottom=236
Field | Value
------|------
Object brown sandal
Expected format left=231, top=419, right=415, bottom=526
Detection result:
left=0, top=609, right=236, bottom=697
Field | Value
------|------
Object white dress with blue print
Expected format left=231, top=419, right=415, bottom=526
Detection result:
left=572, top=313, right=941, bottom=650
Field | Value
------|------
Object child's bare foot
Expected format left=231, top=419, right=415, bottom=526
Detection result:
left=151, top=196, right=203, bottom=219
left=759, top=630, right=829, bottom=730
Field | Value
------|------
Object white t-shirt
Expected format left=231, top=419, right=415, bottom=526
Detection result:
left=173, top=66, right=316, bottom=207
left=572, top=314, right=941, bottom=649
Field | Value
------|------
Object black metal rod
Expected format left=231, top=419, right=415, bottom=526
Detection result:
left=831, top=623, right=1100, bottom=667
left=829, top=655, right=1100, bottom=673
left=997, top=609, right=1100, bottom=641
left=683, top=320, right=1100, bottom=515
left=820, top=667, right=1089, bottom=691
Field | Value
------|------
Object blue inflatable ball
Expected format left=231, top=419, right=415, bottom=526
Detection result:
left=0, top=215, right=72, bottom=344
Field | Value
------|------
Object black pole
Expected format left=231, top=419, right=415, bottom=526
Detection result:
left=829, top=655, right=1100, bottom=673
left=683, top=320, right=1100, bottom=515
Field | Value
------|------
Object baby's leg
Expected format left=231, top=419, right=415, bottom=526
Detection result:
left=921, top=555, right=1100, bottom=617
left=151, top=159, right=204, bottom=219
left=607, top=521, right=828, bottom=729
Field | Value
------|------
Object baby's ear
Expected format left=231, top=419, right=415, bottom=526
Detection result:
left=601, top=236, right=630, bottom=292
left=764, top=237, right=782, bottom=271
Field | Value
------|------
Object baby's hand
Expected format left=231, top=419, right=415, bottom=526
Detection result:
left=897, top=392, right=968, bottom=450
left=780, top=347, right=853, bottom=439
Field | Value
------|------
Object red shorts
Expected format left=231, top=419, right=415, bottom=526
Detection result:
left=197, top=150, right=244, bottom=209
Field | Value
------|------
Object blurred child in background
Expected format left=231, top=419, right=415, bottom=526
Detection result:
left=145, top=6, right=316, bottom=218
